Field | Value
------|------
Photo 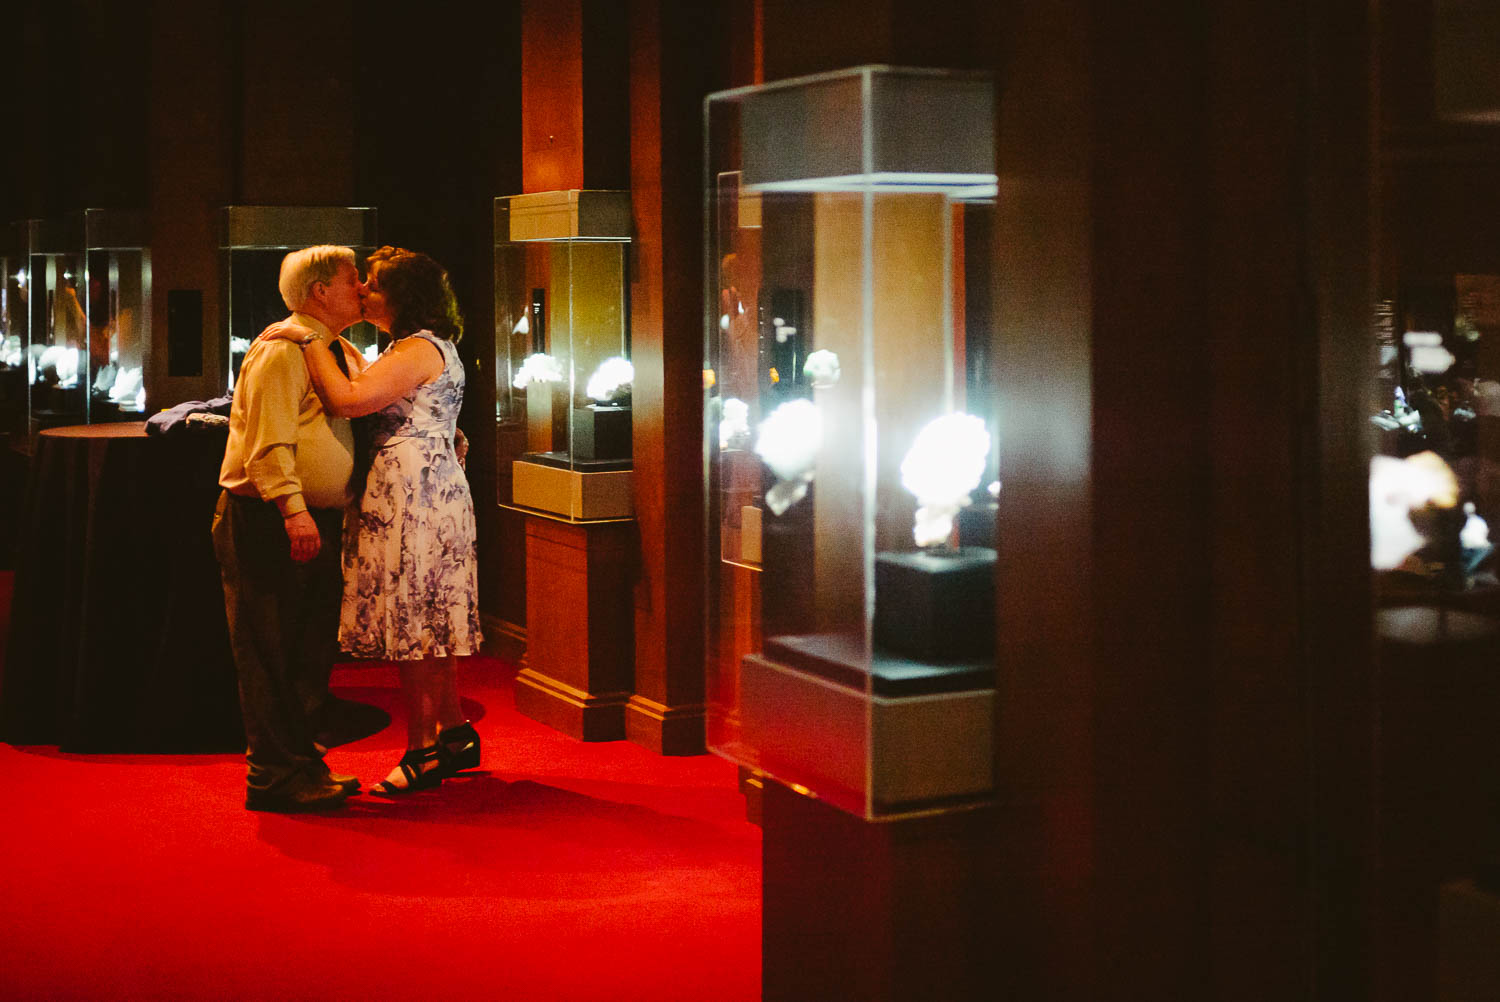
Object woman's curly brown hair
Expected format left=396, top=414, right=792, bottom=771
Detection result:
left=366, top=246, right=464, bottom=343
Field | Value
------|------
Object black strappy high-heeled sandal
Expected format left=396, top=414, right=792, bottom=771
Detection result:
left=436, top=721, right=481, bottom=777
left=370, top=744, right=445, bottom=796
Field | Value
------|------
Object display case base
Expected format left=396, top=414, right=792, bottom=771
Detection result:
left=516, top=515, right=635, bottom=742
left=741, top=639, right=993, bottom=817
left=625, top=693, right=707, bottom=756
left=572, top=404, right=632, bottom=462
left=874, top=546, right=995, bottom=663
left=512, top=457, right=633, bottom=519
left=514, top=667, right=629, bottom=742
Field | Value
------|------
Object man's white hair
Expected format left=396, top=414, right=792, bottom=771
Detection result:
left=278, top=245, right=356, bottom=311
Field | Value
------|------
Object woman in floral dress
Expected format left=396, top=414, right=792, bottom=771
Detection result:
left=266, top=246, right=482, bottom=794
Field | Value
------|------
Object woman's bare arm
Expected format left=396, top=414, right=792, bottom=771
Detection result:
left=302, top=336, right=444, bottom=417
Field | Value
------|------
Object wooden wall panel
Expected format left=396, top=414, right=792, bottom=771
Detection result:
left=147, top=0, right=235, bottom=409
left=237, top=3, right=357, bottom=205
left=522, top=0, right=585, bottom=194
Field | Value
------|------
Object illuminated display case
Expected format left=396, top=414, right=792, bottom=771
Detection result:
left=495, top=190, right=633, bottom=520
left=17, top=218, right=87, bottom=438
left=220, top=206, right=380, bottom=393
left=71, top=209, right=151, bottom=422
left=0, top=228, right=26, bottom=443
left=705, top=66, right=999, bottom=819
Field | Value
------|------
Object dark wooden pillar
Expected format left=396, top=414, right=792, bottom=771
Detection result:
left=515, top=515, right=636, bottom=740
left=147, top=0, right=235, bottom=409
left=622, top=0, right=725, bottom=755
left=762, top=784, right=997, bottom=1002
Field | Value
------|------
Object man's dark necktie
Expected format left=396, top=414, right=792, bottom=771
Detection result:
left=330, top=340, right=372, bottom=497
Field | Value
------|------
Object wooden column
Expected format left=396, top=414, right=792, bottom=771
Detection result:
left=515, top=514, right=635, bottom=740
left=623, top=0, right=728, bottom=755
left=147, top=0, right=235, bottom=410
left=762, top=783, right=998, bottom=1002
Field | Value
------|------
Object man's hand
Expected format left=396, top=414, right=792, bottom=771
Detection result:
left=284, top=510, right=322, bottom=563
left=259, top=319, right=316, bottom=344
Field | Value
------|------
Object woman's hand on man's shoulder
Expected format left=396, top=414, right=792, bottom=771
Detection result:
left=258, top=319, right=317, bottom=344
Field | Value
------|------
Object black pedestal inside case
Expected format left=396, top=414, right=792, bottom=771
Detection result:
left=572, top=404, right=632, bottom=461
left=874, top=547, right=996, bottom=662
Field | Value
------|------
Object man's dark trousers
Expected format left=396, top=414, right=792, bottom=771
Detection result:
left=211, top=490, right=343, bottom=794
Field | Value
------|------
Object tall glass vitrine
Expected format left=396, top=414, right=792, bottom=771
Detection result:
left=72, top=209, right=151, bottom=422
left=0, top=225, right=28, bottom=444
left=705, top=66, right=999, bottom=820
left=16, top=219, right=86, bottom=439
left=495, top=190, right=633, bottom=520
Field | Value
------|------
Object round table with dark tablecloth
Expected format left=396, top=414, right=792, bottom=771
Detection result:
left=0, top=422, right=242, bottom=752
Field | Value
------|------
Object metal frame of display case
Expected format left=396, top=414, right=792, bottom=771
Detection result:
left=218, top=206, right=380, bottom=393
left=704, top=65, right=999, bottom=821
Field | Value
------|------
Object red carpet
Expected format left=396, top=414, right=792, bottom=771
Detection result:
left=0, top=614, right=762, bottom=1001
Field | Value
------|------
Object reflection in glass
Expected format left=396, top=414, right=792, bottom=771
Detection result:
left=220, top=207, right=379, bottom=394
left=1370, top=277, right=1500, bottom=595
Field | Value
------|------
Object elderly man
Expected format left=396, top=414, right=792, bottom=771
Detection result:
left=211, top=245, right=367, bottom=812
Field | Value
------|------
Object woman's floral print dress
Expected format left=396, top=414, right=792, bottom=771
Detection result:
left=340, top=332, right=482, bottom=660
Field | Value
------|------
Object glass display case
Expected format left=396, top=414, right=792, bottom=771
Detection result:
left=704, top=66, right=999, bottom=819
left=495, top=190, right=633, bottom=520
left=16, top=218, right=87, bottom=438
left=71, top=209, right=151, bottom=422
left=0, top=228, right=26, bottom=444
left=220, top=206, right=379, bottom=392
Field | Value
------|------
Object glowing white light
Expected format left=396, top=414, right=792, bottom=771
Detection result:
left=1369, top=451, right=1458, bottom=570
left=1410, top=345, right=1456, bottom=373
left=1403, top=330, right=1456, bottom=374
left=586, top=356, right=634, bottom=402
left=38, top=345, right=80, bottom=388
left=14, top=269, right=25, bottom=289
left=719, top=314, right=730, bottom=331
left=803, top=349, right=840, bottom=388
left=1462, top=502, right=1490, bottom=552
left=719, top=396, right=750, bottom=450
left=900, top=413, right=991, bottom=548
left=754, top=398, right=822, bottom=515
left=63, top=271, right=73, bottom=281
left=109, top=366, right=143, bottom=404
left=362, top=343, right=379, bottom=363
left=988, top=480, right=1001, bottom=498
left=0, top=335, right=20, bottom=368
left=230, top=336, right=251, bottom=356
left=512, top=352, right=563, bottom=390
left=513, top=314, right=530, bottom=335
